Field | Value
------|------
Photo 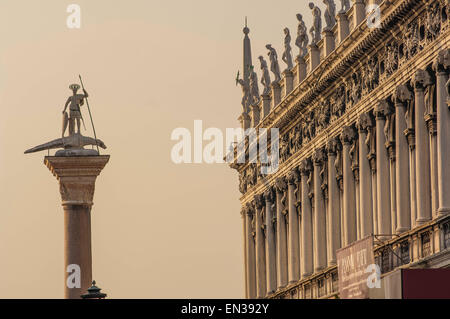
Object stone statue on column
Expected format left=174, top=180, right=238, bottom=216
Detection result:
left=266, top=44, right=281, bottom=83
left=249, top=66, right=260, bottom=106
left=309, top=2, right=322, bottom=45
left=339, top=0, right=351, bottom=13
left=259, top=56, right=272, bottom=95
left=282, top=28, right=294, bottom=70
left=24, top=82, right=107, bottom=156
left=295, top=14, right=309, bottom=57
left=323, top=0, right=337, bottom=31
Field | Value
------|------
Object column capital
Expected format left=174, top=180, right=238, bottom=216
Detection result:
left=254, top=193, right=265, bottom=209
left=312, top=147, right=327, bottom=165
left=411, top=68, right=430, bottom=91
left=394, top=84, right=413, bottom=107
left=374, top=99, right=393, bottom=119
left=340, top=125, right=357, bottom=145
left=299, top=157, right=313, bottom=175
left=432, top=49, right=450, bottom=74
left=287, top=168, right=299, bottom=185
left=264, top=187, right=275, bottom=203
left=326, top=136, right=341, bottom=155
left=45, top=155, right=110, bottom=207
left=245, top=201, right=255, bottom=215
left=357, top=112, right=374, bottom=133
left=275, top=176, right=287, bottom=193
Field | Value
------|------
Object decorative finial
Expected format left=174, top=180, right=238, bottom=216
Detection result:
left=243, top=16, right=249, bottom=35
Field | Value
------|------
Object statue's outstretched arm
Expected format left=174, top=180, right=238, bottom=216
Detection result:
left=83, top=89, right=89, bottom=98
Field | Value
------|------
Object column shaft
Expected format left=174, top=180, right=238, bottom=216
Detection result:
left=287, top=178, right=300, bottom=283
left=327, top=151, right=341, bottom=265
left=300, top=170, right=313, bottom=278
left=435, top=63, right=450, bottom=215
left=395, top=98, right=411, bottom=233
left=276, top=188, right=288, bottom=288
left=313, top=160, right=327, bottom=271
left=64, top=205, right=92, bottom=299
left=414, top=85, right=432, bottom=223
left=359, top=130, right=373, bottom=237
left=376, top=114, right=391, bottom=237
left=255, top=203, right=266, bottom=298
left=245, top=211, right=256, bottom=298
left=265, top=195, right=277, bottom=295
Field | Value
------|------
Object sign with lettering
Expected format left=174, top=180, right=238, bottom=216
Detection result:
left=336, top=236, right=375, bottom=299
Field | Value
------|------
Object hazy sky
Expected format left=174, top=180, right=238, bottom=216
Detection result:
left=0, top=0, right=322, bottom=298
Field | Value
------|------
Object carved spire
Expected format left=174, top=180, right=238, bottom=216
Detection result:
left=243, top=19, right=252, bottom=88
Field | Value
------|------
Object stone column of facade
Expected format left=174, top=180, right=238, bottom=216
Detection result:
left=262, top=94, right=271, bottom=118
left=357, top=113, right=374, bottom=238
left=352, top=0, right=366, bottom=27
left=264, top=188, right=277, bottom=295
left=394, top=85, right=412, bottom=233
left=326, top=138, right=341, bottom=265
left=251, top=105, right=261, bottom=127
left=45, top=155, right=109, bottom=299
left=244, top=203, right=257, bottom=299
left=375, top=100, right=392, bottom=238
left=412, top=69, right=432, bottom=224
left=241, top=209, right=248, bottom=298
left=404, top=94, right=417, bottom=229
left=309, top=44, right=320, bottom=71
left=254, top=195, right=267, bottom=298
left=312, top=148, right=328, bottom=271
left=384, top=107, right=397, bottom=234
left=300, top=158, right=313, bottom=278
left=350, top=132, right=360, bottom=240
left=322, top=30, right=335, bottom=57
left=433, top=50, right=450, bottom=216
left=287, top=169, right=300, bottom=284
left=275, top=177, right=288, bottom=288
left=424, top=92, right=438, bottom=220
left=337, top=12, right=350, bottom=43
left=341, top=126, right=358, bottom=246
left=283, top=70, right=294, bottom=96
left=271, top=82, right=282, bottom=108
left=366, top=112, right=378, bottom=235
left=295, top=56, right=307, bottom=84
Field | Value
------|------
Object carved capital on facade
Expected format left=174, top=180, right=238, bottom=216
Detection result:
left=340, top=125, right=357, bottom=145
left=411, top=69, right=429, bottom=91
left=287, top=168, right=300, bottom=185
left=245, top=201, right=255, bottom=216
left=312, top=147, right=327, bottom=165
left=357, top=112, right=374, bottom=133
left=432, top=49, right=450, bottom=74
left=299, top=157, right=313, bottom=176
left=394, top=84, right=413, bottom=108
left=275, top=176, right=287, bottom=193
left=424, top=112, right=437, bottom=136
left=254, top=193, right=265, bottom=209
left=374, top=99, right=393, bottom=119
left=326, top=136, right=341, bottom=156
left=264, top=187, right=275, bottom=203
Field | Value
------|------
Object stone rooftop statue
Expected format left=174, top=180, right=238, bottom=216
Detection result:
left=339, top=0, right=351, bottom=13
left=259, top=56, right=272, bottom=95
left=282, top=28, right=294, bottom=70
left=24, top=82, right=106, bottom=156
left=323, top=0, right=337, bottom=31
left=309, top=2, right=322, bottom=45
left=295, top=14, right=309, bottom=57
left=266, top=44, right=281, bottom=82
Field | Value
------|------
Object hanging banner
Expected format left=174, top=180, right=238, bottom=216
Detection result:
left=336, top=236, right=375, bottom=299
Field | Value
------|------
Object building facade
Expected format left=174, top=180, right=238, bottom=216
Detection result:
left=230, top=0, right=450, bottom=299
